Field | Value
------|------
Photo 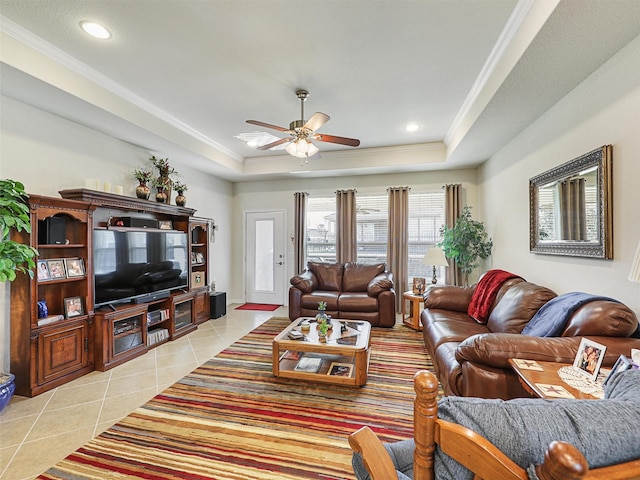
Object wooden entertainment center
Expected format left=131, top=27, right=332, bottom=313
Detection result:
left=9, top=189, right=212, bottom=397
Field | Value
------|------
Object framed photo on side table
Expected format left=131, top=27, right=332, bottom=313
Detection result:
left=64, top=297, right=84, bottom=318
left=573, top=338, right=606, bottom=381
left=64, top=258, right=85, bottom=277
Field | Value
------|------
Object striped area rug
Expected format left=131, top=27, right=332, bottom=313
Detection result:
left=40, top=317, right=434, bottom=480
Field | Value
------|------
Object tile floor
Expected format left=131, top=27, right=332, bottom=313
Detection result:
left=0, top=305, right=285, bottom=480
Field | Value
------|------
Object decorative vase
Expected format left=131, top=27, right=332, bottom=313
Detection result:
left=316, top=311, right=328, bottom=322
left=0, top=373, right=15, bottom=413
left=155, top=187, right=168, bottom=203
left=175, top=190, right=186, bottom=207
left=135, top=181, right=150, bottom=200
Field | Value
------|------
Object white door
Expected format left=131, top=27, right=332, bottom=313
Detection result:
left=245, top=211, right=286, bottom=305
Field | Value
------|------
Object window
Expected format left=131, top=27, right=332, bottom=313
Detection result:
left=408, top=191, right=445, bottom=284
left=356, top=195, right=388, bottom=265
left=306, top=196, right=336, bottom=263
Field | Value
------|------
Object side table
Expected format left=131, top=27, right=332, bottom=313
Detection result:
left=402, top=291, right=424, bottom=331
left=509, top=359, right=600, bottom=400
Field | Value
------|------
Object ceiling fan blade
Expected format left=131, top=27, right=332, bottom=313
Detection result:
left=303, top=112, right=330, bottom=132
left=246, top=120, right=289, bottom=133
left=257, top=137, right=291, bottom=150
left=313, top=133, right=360, bottom=147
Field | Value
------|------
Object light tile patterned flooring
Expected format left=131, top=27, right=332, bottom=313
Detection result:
left=0, top=305, right=284, bottom=480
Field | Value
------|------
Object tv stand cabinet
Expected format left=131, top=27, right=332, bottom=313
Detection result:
left=10, top=190, right=214, bottom=395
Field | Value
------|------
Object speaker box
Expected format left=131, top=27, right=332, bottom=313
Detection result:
left=209, top=292, right=226, bottom=319
left=120, top=217, right=159, bottom=229
left=38, top=217, right=66, bottom=245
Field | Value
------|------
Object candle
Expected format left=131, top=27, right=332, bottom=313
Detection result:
left=114, top=185, right=124, bottom=195
left=103, top=182, right=112, bottom=193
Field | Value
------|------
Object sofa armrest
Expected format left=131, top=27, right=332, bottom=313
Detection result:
left=456, top=333, right=640, bottom=370
left=367, top=272, right=393, bottom=296
left=424, top=284, right=475, bottom=312
left=290, top=270, right=317, bottom=293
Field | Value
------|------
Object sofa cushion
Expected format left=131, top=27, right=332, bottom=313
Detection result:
left=339, top=292, right=379, bottom=312
left=422, top=310, right=489, bottom=354
left=308, top=262, right=344, bottom=291
left=300, top=291, right=340, bottom=311
left=434, top=369, right=640, bottom=479
left=561, top=299, right=638, bottom=337
left=343, top=262, right=385, bottom=292
left=486, top=282, right=556, bottom=334
left=468, top=270, right=521, bottom=324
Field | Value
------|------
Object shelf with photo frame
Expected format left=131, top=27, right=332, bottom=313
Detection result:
left=10, top=195, right=96, bottom=397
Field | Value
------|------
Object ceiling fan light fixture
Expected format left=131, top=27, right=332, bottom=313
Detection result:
left=286, top=138, right=318, bottom=158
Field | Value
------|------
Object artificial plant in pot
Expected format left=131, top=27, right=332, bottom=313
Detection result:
left=0, top=179, right=38, bottom=411
left=438, top=205, right=493, bottom=286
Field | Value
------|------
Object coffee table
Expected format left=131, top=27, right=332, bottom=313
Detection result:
left=509, top=359, right=600, bottom=400
left=272, top=317, right=371, bottom=386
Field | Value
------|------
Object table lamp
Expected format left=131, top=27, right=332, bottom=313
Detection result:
left=629, top=240, right=640, bottom=283
left=423, top=247, right=448, bottom=284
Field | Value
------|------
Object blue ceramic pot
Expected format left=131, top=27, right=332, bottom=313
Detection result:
left=0, top=373, right=16, bottom=413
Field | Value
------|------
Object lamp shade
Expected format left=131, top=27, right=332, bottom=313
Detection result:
left=423, top=247, right=448, bottom=266
left=629, top=240, right=640, bottom=283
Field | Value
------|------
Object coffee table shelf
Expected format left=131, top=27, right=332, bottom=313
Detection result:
left=273, top=317, right=371, bottom=386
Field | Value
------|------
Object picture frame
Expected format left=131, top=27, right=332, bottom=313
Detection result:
left=572, top=337, right=606, bottom=381
left=412, top=277, right=426, bottom=295
left=64, top=258, right=85, bottom=278
left=46, top=259, right=67, bottom=279
left=158, top=220, right=173, bottom=230
left=195, top=252, right=205, bottom=264
left=327, top=362, right=353, bottom=377
left=63, top=296, right=84, bottom=318
left=603, top=354, right=638, bottom=387
left=191, top=271, right=204, bottom=287
left=37, top=260, right=51, bottom=281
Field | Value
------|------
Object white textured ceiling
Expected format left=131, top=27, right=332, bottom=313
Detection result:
left=1, top=0, right=639, bottom=181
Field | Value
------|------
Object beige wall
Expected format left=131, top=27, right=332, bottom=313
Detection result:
left=0, top=96, right=234, bottom=372
left=479, top=33, right=640, bottom=315
left=231, top=169, right=479, bottom=304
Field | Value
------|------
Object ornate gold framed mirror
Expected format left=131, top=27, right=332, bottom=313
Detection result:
left=529, top=145, right=612, bottom=259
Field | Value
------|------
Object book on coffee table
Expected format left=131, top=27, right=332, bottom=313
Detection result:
left=294, top=356, right=322, bottom=373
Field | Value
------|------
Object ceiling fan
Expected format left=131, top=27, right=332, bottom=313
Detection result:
left=246, top=89, right=360, bottom=160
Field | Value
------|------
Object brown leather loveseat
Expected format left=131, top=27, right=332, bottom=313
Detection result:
left=289, top=262, right=396, bottom=327
left=421, top=273, right=640, bottom=399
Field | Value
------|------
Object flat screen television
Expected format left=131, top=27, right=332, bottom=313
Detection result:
left=94, top=228, right=189, bottom=307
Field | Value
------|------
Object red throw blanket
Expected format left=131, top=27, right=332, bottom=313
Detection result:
left=468, top=269, right=522, bottom=324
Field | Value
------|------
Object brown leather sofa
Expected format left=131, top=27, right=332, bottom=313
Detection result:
left=289, top=262, right=396, bottom=327
left=421, top=277, right=640, bottom=399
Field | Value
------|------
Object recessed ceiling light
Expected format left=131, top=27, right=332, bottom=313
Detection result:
left=405, top=123, right=420, bottom=132
left=80, top=21, right=111, bottom=39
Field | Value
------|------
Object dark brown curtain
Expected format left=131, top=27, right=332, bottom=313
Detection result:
left=293, top=192, right=308, bottom=274
left=560, top=179, right=587, bottom=241
left=388, top=186, right=409, bottom=312
left=444, top=184, right=463, bottom=286
left=336, top=189, right=357, bottom=263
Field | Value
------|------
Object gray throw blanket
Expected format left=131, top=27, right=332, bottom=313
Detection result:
left=521, top=292, right=617, bottom=337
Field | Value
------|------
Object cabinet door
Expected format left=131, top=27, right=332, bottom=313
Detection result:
left=37, top=321, right=90, bottom=385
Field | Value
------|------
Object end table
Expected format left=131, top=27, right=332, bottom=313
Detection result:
left=402, top=291, right=424, bottom=331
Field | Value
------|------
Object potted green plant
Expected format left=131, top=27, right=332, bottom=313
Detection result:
left=438, top=206, right=493, bottom=286
left=172, top=181, right=188, bottom=207
left=133, top=169, right=152, bottom=200
left=0, top=179, right=38, bottom=281
left=151, top=176, right=172, bottom=204
left=0, top=179, right=37, bottom=411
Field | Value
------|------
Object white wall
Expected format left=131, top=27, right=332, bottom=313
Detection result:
left=231, top=168, right=479, bottom=304
left=0, top=96, right=234, bottom=373
left=479, top=33, right=640, bottom=315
